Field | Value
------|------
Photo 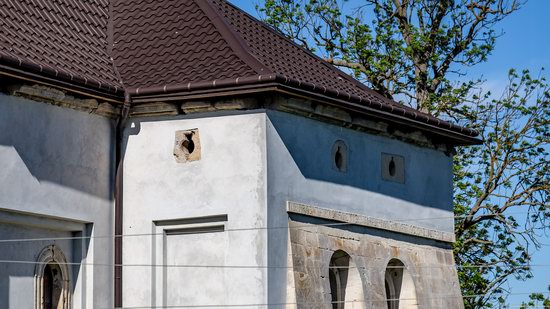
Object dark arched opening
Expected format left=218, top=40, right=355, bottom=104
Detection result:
left=329, top=250, right=364, bottom=309
left=329, top=251, right=349, bottom=308
left=384, top=259, right=418, bottom=309
left=42, top=263, right=63, bottom=309
left=35, top=245, right=71, bottom=309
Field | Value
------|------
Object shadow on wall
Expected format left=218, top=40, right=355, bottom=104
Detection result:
left=0, top=95, right=116, bottom=200
left=267, top=110, right=453, bottom=211
left=0, top=220, right=92, bottom=309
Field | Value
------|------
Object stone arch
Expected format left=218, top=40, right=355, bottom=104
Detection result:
left=329, top=250, right=365, bottom=309
left=34, top=245, right=71, bottom=309
left=384, top=259, right=418, bottom=309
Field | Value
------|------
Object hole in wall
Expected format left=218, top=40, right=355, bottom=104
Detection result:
left=332, top=140, right=348, bottom=173
left=181, top=133, right=195, bottom=154
left=335, top=147, right=343, bottom=170
left=329, top=250, right=364, bottom=309
left=388, top=157, right=396, bottom=176
left=35, top=245, right=70, bottom=309
left=381, top=153, right=404, bottom=183
left=174, top=129, right=201, bottom=163
left=43, top=263, right=63, bottom=309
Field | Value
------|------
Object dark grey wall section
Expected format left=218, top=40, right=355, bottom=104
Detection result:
left=0, top=94, right=115, bottom=199
left=266, top=110, right=453, bottom=211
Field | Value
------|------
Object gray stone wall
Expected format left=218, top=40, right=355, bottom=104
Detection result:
left=288, top=220, right=463, bottom=309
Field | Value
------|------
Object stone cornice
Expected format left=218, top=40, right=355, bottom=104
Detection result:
left=287, top=201, right=455, bottom=243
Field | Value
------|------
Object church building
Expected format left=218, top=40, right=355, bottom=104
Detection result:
left=0, top=0, right=480, bottom=308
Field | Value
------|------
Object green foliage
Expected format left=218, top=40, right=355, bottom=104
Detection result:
left=258, top=1, right=549, bottom=308
left=519, top=286, right=550, bottom=308
left=258, top=0, right=523, bottom=113
left=453, top=69, right=549, bottom=308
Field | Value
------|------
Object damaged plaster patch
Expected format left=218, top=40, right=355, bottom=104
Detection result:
left=6, top=84, right=120, bottom=118
left=173, top=129, right=201, bottom=163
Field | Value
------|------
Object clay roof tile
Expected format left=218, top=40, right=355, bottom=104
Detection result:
left=0, top=0, right=479, bottom=140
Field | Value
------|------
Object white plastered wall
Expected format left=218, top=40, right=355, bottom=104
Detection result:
left=122, top=110, right=268, bottom=308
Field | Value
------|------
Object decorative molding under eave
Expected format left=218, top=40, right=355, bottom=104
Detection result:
left=6, top=84, right=120, bottom=118
left=286, top=201, right=455, bottom=243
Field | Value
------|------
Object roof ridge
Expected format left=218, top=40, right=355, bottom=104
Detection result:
left=196, top=0, right=272, bottom=76
left=107, top=0, right=124, bottom=88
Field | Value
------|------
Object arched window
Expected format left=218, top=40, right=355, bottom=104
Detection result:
left=384, top=259, right=418, bottom=309
left=35, top=245, right=71, bottom=309
left=329, top=250, right=364, bottom=309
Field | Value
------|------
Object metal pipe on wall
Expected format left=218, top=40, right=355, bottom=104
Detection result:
left=114, top=92, right=131, bottom=308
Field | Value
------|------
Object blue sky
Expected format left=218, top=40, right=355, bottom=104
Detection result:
left=465, top=1, right=550, bottom=305
left=233, top=0, right=550, bottom=305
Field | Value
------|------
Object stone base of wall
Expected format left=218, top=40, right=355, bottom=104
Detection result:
left=287, top=220, right=464, bottom=309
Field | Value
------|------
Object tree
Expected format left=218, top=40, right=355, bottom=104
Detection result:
left=518, top=286, right=550, bottom=308
left=258, top=1, right=550, bottom=307
left=259, top=0, right=522, bottom=113
left=453, top=69, right=549, bottom=308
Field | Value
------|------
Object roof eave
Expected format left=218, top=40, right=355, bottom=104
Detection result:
left=0, top=55, right=480, bottom=146
left=127, top=77, right=481, bottom=146
left=272, top=84, right=483, bottom=146
left=0, top=55, right=124, bottom=102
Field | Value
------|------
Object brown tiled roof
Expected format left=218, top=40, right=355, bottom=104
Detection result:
left=111, top=0, right=259, bottom=89
left=0, top=0, right=122, bottom=92
left=0, top=0, right=479, bottom=139
left=209, top=0, right=396, bottom=108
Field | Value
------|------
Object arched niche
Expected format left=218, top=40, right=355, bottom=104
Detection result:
left=384, top=259, right=418, bottom=309
left=329, top=250, right=365, bottom=309
left=34, top=245, right=71, bottom=309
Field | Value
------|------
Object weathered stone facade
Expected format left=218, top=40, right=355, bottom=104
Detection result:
left=287, top=219, right=463, bottom=308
